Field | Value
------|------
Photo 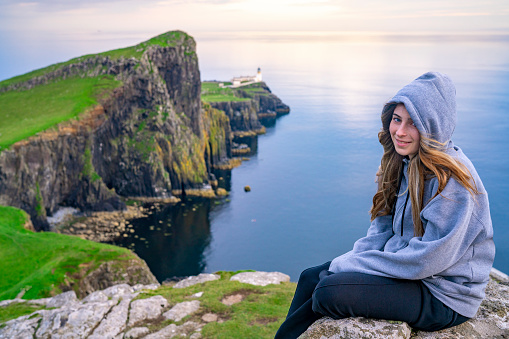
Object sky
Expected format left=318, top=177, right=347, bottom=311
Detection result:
left=1, top=0, right=508, bottom=35
left=0, top=0, right=509, bottom=81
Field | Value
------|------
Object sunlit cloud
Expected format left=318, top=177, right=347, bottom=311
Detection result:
left=0, top=0, right=508, bottom=35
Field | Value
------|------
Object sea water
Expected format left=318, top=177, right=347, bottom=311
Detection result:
left=114, top=33, right=509, bottom=281
left=3, top=32, right=508, bottom=281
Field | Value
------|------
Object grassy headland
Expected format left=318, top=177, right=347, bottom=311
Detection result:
left=0, top=30, right=193, bottom=152
left=0, top=31, right=191, bottom=90
left=201, top=82, right=251, bottom=103
left=0, top=205, right=136, bottom=301
left=0, top=75, right=120, bottom=150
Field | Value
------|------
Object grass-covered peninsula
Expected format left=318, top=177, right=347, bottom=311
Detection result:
left=0, top=75, right=120, bottom=150
left=201, top=82, right=251, bottom=102
left=0, top=205, right=136, bottom=301
left=0, top=30, right=193, bottom=152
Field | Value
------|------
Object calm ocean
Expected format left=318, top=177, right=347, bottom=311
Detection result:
left=2, top=32, right=508, bottom=281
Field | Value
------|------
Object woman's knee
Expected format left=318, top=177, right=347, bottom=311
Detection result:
left=298, top=262, right=331, bottom=285
left=311, top=278, right=349, bottom=318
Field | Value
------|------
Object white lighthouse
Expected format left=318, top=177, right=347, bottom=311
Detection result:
left=255, top=67, right=262, bottom=82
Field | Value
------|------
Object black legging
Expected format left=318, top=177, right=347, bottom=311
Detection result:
left=275, top=262, right=469, bottom=339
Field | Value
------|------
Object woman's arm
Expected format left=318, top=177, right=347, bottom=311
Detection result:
left=350, top=214, right=394, bottom=253
left=329, top=181, right=486, bottom=279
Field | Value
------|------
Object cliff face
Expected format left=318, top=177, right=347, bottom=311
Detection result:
left=206, top=82, right=290, bottom=134
left=0, top=31, right=231, bottom=230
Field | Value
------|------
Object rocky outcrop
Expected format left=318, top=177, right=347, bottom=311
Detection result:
left=0, top=31, right=232, bottom=231
left=78, top=258, right=158, bottom=298
left=300, top=268, right=509, bottom=339
left=230, top=271, right=291, bottom=286
left=0, top=271, right=289, bottom=338
left=2, top=269, right=506, bottom=338
left=207, top=82, right=290, bottom=135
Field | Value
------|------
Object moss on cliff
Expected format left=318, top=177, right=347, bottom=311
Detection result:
left=203, top=102, right=230, bottom=158
left=81, top=144, right=101, bottom=182
left=172, top=133, right=208, bottom=185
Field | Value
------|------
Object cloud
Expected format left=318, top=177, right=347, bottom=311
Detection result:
left=0, top=0, right=508, bottom=35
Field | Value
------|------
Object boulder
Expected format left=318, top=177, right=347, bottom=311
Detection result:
left=0, top=313, right=42, bottom=339
left=163, top=300, right=201, bottom=321
left=300, top=269, right=509, bottom=339
left=46, top=290, right=78, bottom=308
left=89, top=297, right=133, bottom=338
left=300, top=317, right=411, bottom=339
left=144, top=321, right=203, bottom=339
left=127, top=295, right=169, bottom=327
left=173, top=273, right=220, bottom=288
left=78, top=258, right=158, bottom=297
left=36, top=299, right=117, bottom=338
left=230, top=271, right=290, bottom=286
left=125, top=326, right=150, bottom=339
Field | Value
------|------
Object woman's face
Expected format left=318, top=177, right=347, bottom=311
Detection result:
left=389, top=104, right=420, bottom=157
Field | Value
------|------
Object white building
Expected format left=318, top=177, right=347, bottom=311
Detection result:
left=230, top=68, right=262, bottom=87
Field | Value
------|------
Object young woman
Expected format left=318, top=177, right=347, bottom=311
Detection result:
left=275, top=72, right=495, bottom=338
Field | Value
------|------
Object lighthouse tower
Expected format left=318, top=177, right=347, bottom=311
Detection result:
left=255, top=67, right=262, bottom=82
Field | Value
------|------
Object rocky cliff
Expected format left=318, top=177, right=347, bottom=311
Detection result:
left=0, top=31, right=233, bottom=231
left=204, top=82, right=290, bottom=135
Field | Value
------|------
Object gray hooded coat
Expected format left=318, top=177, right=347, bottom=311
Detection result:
left=329, top=72, right=495, bottom=318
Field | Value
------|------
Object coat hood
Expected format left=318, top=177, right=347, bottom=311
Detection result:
left=383, top=72, right=457, bottom=144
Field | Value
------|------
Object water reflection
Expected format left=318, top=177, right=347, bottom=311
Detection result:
left=111, top=199, right=216, bottom=281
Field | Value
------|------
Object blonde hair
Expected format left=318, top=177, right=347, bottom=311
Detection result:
left=370, top=103, right=479, bottom=237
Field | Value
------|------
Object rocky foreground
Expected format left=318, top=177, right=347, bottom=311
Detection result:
left=1, top=269, right=507, bottom=338
left=0, top=271, right=290, bottom=338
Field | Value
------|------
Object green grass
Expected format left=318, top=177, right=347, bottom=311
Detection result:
left=0, top=205, right=136, bottom=301
left=0, top=75, right=121, bottom=151
left=201, top=82, right=251, bottom=103
left=140, top=270, right=296, bottom=338
left=0, top=31, right=192, bottom=90
left=0, top=303, right=47, bottom=323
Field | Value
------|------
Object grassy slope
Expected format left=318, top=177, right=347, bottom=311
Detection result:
left=0, top=31, right=190, bottom=90
left=0, top=31, right=191, bottom=151
left=0, top=205, right=136, bottom=301
left=201, top=82, right=251, bottom=102
left=0, top=75, right=120, bottom=150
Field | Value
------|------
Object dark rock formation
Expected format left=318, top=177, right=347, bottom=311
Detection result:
left=78, top=258, right=158, bottom=298
left=207, top=82, right=290, bottom=134
left=0, top=31, right=231, bottom=230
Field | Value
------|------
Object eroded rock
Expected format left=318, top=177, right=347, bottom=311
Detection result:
left=89, top=297, right=134, bottom=338
left=127, top=295, right=169, bottom=327
left=78, top=257, right=158, bottom=298
left=125, top=326, right=150, bottom=339
left=300, top=270, right=509, bottom=339
left=163, top=300, right=200, bottom=322
left=202, top=313, right=218, bottom=322
left=36, top=299, right=117, bottom=338
left=230, top=271, right=290, bottom=286
left=300, top=317, right=411, bottom=339
left=173, top=273, right=220, bottom=288
left=0, top=313, right=42, bottom=339
left=144, top=321, right=203, bottom=339
left=46, top=290, right=78, bottom=308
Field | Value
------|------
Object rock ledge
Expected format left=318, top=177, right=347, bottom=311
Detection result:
left=300, top=268, right=509, bottom=338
